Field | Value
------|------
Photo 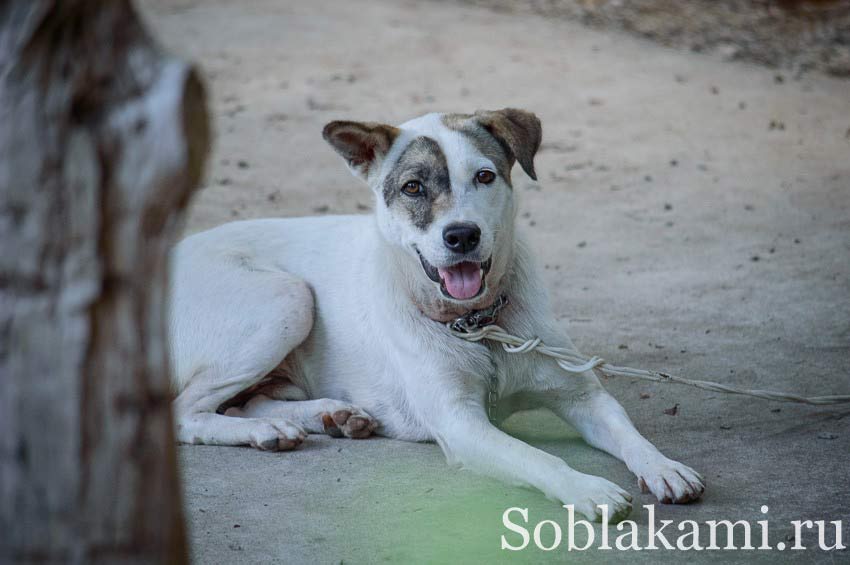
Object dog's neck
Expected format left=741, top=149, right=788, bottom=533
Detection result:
left=377, top=236, right=511, bottom=324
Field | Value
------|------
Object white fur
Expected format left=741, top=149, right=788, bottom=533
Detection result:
left=167, top=113, right=704, bottom=521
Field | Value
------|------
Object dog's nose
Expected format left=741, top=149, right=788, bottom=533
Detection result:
left=443, top=223, right=481, bottom=254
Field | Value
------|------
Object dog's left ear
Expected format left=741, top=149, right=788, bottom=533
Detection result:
left=322, top=120, right=400, bottom=181
left=474, top=108, right=542, bottom=181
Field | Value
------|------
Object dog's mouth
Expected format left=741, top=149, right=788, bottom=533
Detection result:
left=416, top=249, right=492, bottom=301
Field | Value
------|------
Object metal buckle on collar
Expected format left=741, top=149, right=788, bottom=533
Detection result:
left=448, top=294, right=509, bottom=334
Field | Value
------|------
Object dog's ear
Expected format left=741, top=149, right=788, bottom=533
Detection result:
left=473, top=108, right=542, bottom=180
left=322, top=120, right=400, bottom=181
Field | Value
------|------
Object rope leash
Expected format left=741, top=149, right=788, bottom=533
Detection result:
left=451, top=324, right=850, bottom=406
left=446, top=296, right=850, bottom=412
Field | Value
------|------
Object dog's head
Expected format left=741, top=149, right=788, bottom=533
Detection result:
left=323, top=109, right=541, bottom=320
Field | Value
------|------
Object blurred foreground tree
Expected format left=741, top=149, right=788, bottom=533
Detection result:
left=0, top=1, right=209, bottom=563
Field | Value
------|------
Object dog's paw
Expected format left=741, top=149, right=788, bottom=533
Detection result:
left=248, top=420, right=307, bottom=451
left=567, top=474, right=633, bottom=523
left=320, top=407, right=378, bottom=439
left=636, top=458, right=705, bottom=504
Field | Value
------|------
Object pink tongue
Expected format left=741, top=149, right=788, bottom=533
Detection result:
left=438, top=262, right=482, bottom=300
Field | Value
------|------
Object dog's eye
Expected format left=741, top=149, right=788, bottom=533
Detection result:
left=475, top=169, right=496, bottom=185
left=402, top=180, right=424, bottom=196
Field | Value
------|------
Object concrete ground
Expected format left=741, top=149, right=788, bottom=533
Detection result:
left=139, top=0, right=850, bottom=562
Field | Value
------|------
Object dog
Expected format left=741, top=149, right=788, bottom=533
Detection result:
left=168, top=108, right=704, bottom=522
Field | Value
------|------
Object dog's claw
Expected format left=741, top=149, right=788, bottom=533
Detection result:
left=346, top=416, right=369, bottom=432
left=636, top=459, right=705, bottom=504
left=321, top=408, right=378, bottom=439
left=249, top=420, right=306, bottom=451
left=322, top=413, right=344, bottom=437
left=332, top=410, right=352, bottom=426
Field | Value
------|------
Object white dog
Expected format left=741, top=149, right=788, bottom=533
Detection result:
left=168, top=109, right=704, bottom=521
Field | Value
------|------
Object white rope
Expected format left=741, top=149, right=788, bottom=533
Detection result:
left=451, top=325, right=850, bottom=406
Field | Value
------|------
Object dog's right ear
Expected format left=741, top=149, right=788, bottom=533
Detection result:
left=322, top=121, right=400, bottom=181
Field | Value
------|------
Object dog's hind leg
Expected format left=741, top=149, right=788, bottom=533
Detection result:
left=225, top=394, right=379, bottom=439
left=175, top=377, right=307, bottom=450
left=170, top=264, right=315, bottom=450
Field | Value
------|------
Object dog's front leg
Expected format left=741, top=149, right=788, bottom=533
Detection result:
left=428, top=397, right=633, bottom=522
left=534, top=375, right=705, bottom=505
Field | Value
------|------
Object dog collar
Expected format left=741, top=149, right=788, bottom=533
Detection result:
left=448, top=294, right=509, bottom=334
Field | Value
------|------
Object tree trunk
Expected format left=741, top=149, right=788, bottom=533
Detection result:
left=0, top=1, right=209, bottom=563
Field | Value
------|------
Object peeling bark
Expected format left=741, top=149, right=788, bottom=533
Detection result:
left=0, top=1, right=209, bottom=563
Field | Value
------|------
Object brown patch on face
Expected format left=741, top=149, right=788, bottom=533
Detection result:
left=440, top=112, right=474, bottom=130
left=441, top=113, right=515, bottom=185
left=443, top=109, right=542, bottom=181
left=382, top=136, right=451, bottom=230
